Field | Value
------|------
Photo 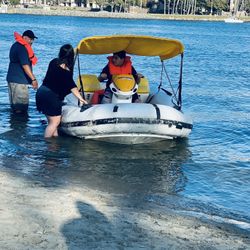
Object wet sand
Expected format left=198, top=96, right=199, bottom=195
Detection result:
left=0, top=170, right=249, bottom=249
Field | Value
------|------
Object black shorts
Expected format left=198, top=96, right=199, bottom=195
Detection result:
left=36, top=85, right=62, bottom=116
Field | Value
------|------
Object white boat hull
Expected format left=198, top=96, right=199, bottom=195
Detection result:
left=60, top=102, right=193, bottom=144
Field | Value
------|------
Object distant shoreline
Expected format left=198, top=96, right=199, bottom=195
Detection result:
left=2, top=6, right=250, bottom=22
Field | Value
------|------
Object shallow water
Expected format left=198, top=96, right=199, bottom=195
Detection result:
left=0, top=14, right=249, bottom=229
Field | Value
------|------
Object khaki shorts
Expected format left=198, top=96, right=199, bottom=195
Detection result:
left=8, top=82, right=29, bottom=112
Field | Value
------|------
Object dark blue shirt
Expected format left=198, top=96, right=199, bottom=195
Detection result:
left=6, top=42, right=32, bottom=85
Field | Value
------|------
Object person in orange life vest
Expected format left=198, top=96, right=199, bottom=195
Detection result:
left=98, top=50, right=143, bottom=104
left=6, top=30, right=38, bottom=114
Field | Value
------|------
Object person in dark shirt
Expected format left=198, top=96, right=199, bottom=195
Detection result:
left=36, top=44, right=87, bottom=138
left=6, top=30, right=38, bottom=113
left=98, top=51, right=142, bottom=104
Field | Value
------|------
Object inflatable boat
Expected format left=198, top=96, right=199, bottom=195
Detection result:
left=60, top=35, right=193, bottom=144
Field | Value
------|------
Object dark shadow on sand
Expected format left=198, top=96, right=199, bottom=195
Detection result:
left=61, top=201, right=158, bottom=249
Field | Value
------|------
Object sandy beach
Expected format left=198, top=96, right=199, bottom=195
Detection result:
left=0, top=170, right=249, bottom=249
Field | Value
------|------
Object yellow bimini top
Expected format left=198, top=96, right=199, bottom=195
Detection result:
left=76, top=35, right=184, bottom=61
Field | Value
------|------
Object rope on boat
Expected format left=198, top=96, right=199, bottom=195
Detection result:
left=159, top=53, right=183, bottom=110
left=161, top=61, right=179, bottom=107
left=178, top=53, right=184, bottom=109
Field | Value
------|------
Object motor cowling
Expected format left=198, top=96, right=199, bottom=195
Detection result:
left=110, top=74, right=138, bottom=103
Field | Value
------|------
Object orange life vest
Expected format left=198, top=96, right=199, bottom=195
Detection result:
left=14, top=32, right=38, bottom=66
left=108, top=56, right=132, bottom=75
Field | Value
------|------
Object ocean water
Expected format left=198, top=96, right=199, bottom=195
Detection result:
left=0, top=14, right=249, bottom=230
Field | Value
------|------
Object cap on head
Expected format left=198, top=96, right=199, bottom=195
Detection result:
left=22, top=30, right=38, bottom=39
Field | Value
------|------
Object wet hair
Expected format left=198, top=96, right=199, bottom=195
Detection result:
left=113, top=50, right=126, bottom=59
left=58, top=44, right=75, bottom=71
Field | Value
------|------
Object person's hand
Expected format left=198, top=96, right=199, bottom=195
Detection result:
left=98, top=73, right=108, bottom=82
left=79, top=99, right=88, bottom=106
left=135, top=73, right=144, bottom=84
left=100, top=73, right=107, bottom=79
left=32, top=79, right=38, bottom=90
left=137, top=73, right=144, bottom=79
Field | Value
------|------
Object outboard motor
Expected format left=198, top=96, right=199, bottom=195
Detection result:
left=109, top=74, right=138, bottom=103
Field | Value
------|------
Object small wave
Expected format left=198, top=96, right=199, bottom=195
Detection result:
left=177, top=210, right=250, bottom=231
left=145, top=194, right=250, bottom=232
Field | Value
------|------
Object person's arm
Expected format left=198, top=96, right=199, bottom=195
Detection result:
left=98, top=65, right=109, bottom=82
left=71, top=87, right=88, bottom=105
left=98, top=73, right=108, bottom=82
left=18, top=45, right=38, bottom=89
left=132, top=66, right=143, bottom=84
left=22, top=64, right=38, bottom=89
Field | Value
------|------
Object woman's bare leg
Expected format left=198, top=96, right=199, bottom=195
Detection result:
left=53, top=129, right=58, bottom=137
left=44, top=115, right=61, bottom=138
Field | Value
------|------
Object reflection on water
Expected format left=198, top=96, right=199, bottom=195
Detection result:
left=9, top=111, right=29, bottom=131
left=0, top=104, right=191, bottom=194
left=58, top=139, right=190, bottom=195
left=0, top=110, right=191, bottom=195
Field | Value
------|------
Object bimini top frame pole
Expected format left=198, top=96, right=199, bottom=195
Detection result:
left=74, top=49, right=85, bottom=100
left=159, top=53, right=184, bottom=110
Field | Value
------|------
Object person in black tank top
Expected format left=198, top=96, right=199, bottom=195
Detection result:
left=36, top=44, right=87, bottom=138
